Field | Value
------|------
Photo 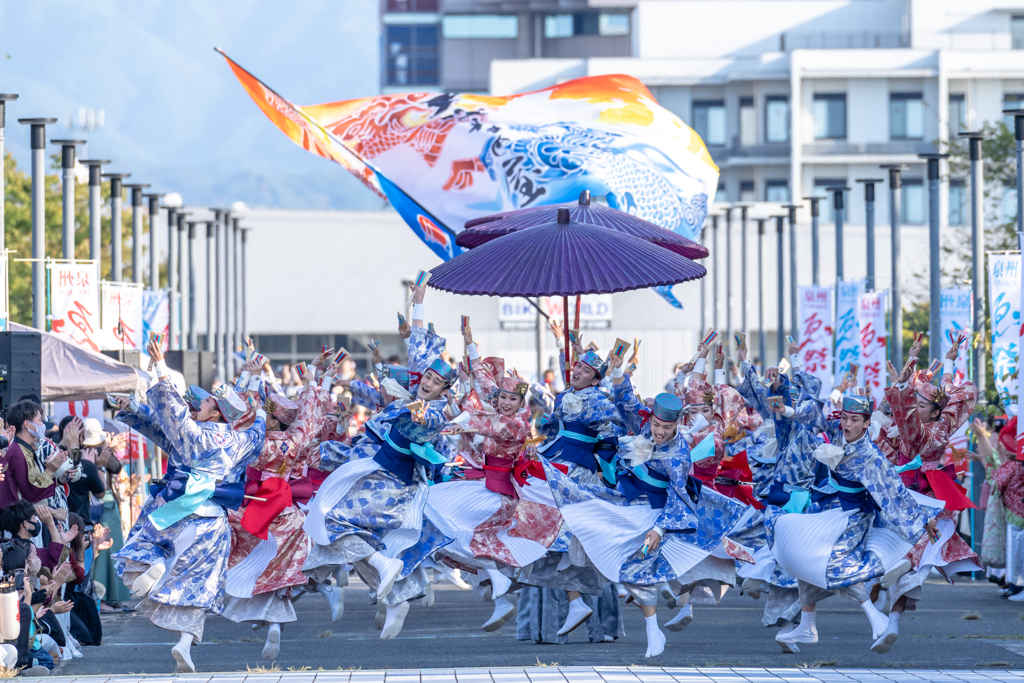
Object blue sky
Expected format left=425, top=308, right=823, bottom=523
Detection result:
left=0, top=0, right=385, bottom=209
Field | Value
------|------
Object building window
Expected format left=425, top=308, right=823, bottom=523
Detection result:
left=948, top=94, right=966, bottom=138
left=740, top=181, right=755, bottom=203
left=386, top=0, right=438, bottom=12
left=443, top=15, right=517, bottom=39
left=813, top=94, right=846, bottom=140
left=1005, top=94, right=1024, bottom=128
left=766, top=180, right=789, bottom=203
left=599, top=14, right=630, bottom=36
left=1014, top=16, right=1024, bottom=49
left=891, top=92, right=924, bottom=139
left=900, top=179, right=925, bottom=224
left=386, top=24, right=439, bottom=86
left=814, top=178, right=845, bottom=223
left=545, top=13, right=629, bottom=37
left=693, top=100, right=726, bottom=146
left=739, top=97, right=756, bottom=147
left=765, top=96, right=789, bottom=143
left=949, top=180, right=966, bottom=226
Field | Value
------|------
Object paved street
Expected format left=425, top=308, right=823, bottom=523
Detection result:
left=55, top=576, right=1024, bottom=676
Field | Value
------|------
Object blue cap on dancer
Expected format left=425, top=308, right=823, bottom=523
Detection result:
left=652, top=393, right=683, bottom=422
left=184, top=385, right=211, bottom=411
left=578, top=350, right=608, bottom=379
left=841, top=395, right=873, bottom=416
left=425, top=358, right=457, bottom=387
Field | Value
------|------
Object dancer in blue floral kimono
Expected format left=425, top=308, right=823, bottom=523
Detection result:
left=770, top=394, right=939, bottom=651
left=113, top=343, right=266, bottom=673
left=302, top=283, right=454, bottom=641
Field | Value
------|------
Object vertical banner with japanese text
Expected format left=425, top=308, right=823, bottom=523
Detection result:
left=100, top=281, right=144, bottom=353
left=142, top=290, right=171, bottom=353
left=939, top=288, right=972, bottom=383
left=797, top=286, right=833, bottom=397
left=834, top=279, right=864, bottom=386
left=858, top=290, right=888, bottom=407
left=988, top=253, right=1020, bottom=416
left=49, top=262, right=100, bottom=351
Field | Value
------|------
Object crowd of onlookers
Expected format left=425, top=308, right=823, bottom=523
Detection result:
left=0, top=395, right=137, bottom=676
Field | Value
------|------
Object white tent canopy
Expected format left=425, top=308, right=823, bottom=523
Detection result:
left=9, top=322, right=150, bottom=402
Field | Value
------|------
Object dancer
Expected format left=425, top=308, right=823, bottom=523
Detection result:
left=302, top=283, right=454, bottom=640
left=771, top=394, right=939, bottom=652
left=112, top=342, right=266, bottom=672
left=877, top=339, right=980, bottom=652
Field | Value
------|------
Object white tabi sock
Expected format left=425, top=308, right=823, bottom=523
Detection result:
left=645, top=614, right=666, bottom=658
left=861, top=599, right=888, bottom=640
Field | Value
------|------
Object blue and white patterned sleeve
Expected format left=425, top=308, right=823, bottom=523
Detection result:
left=116, top=404, right=174, bottom=455
left=407, top=326, right=447, bottom=373
left=612, top=376, right=645, bottom=435
left=147, top=379, right=206, bottom=456
left=232, top=416, right=267, bottom=469
left=855, top=448, right=931, bottom=542
left=350, top=379, right=383, bottom=409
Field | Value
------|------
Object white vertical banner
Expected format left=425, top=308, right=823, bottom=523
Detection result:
left=797, top=286, right=834, bottom=397
left=142, top=290, right=171, bottom=352
left=49, top=262, right=100, bottom=352
left=100, top=281, right=144, bottom=352
left=834, top=279, right=865, bottom=386
left=858, top=290, right=888, bottom=407
left=51, top=400, right=105, bottom=422
left=939, top=288, right=972, bottom=383
left=988, top=253, right=1021, bottom=416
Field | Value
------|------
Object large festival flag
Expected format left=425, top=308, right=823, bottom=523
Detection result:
left=988, top=253, right=1020, bottom=416
left=797, top=286, right=833, bottom=398
left=834, top=279, right=864, bottom=386
left=218, top=50, right=719, bottom=307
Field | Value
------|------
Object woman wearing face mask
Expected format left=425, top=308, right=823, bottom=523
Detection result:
left=875, top=340, right=981, bottom=651
left=303, top=296, right=457, bottom=642
left=426, top=324, right=562, bottom=633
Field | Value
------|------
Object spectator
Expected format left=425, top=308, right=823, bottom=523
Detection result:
left=0, top=402, right=70, bottom=510
left=91, top=447, right=130, bottom=612
left=64, top=420, right=106, bottom=524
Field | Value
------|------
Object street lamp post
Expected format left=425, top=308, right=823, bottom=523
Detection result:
left=233, top=217, right=242, bottom=363
left=739, top=204, right=750, bottom=335
left=826, top=186, right=850, bottom=282
left=240, top=227, right=249, bottom=347
left=855, top=179, right=884, bottom=291
left=1006, top=110, right=1024, bottom=250
left=188, top=221, right=199, bottom=351
left=206, top=220, right=216, bottom=355
left=177, top=212, right=189, bottom=351
left=881, top=164, right=910, bottom=370
left=920, top=153, right=950, bottom=365
left=783, top=204, right=801, bottom=339
left=724, top=206, right=733, bottom=351
left=166, top=207, right=178, bottom=349
left=103, top=172, right=131, bottom=282
left=959, top=131, right=991, bottom=395
left=51, top=139, right=85, bottom=260
left=710, top=214, right=719, bottom=333
left=755, top=217, right=767, bottom=365
left=775, top=215, right=786, bottom=358
left=223, top=211, right=234, bottom=375
left=0, top=94, right=19, bottom=251
left=802, top=197, right=822, bottom=286
left=143, top=193, right=165, bottom=289
left=124, top=184, right=151, bottom=284
left=80, top=159, right=109, bottom=265
left=18, top=118, right=57, bottom=330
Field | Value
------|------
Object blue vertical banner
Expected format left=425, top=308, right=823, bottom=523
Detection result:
left=834, top=279, right=864, bottom=386
left=987, top=253, right=1020, bottom=416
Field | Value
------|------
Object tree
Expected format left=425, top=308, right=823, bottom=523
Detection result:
left=3, top=152, right=144, bottom=325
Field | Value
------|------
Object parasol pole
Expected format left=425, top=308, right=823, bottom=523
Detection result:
left=563, top=294, right=571, bottom=386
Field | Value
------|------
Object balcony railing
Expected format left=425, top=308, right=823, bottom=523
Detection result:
left=803, top=140, right=937, bottom=156
left=781, top=31, right=910, bottom=50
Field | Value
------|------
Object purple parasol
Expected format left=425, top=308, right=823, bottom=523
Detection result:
left=430, top=208, right=705, bottom=298
left=459, top=190, right=709, bottom=260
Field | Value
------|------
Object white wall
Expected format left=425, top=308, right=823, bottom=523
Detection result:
left=848, top=78, right=889, bottom=143
left=910, top=0, right=1024, bottom=51
left=635, top=1, right=905, bottom=59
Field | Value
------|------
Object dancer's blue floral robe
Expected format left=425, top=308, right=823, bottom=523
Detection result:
left=113, top=379, right=265, bottom=622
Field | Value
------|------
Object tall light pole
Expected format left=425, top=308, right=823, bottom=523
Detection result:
left=51, top=139, right=85, bottom=260
left=802, top=196, right=822, bottom=286
left=177, top=212, right=189, bottom=351
left=775, top=214, right=786, bottom=358
left=0, top=95, right=19, bottom=252
left=223, top=210, right=234, bottom=376
left=783, top=204, right=801, bottom=339
left=723, top=206, right=733, bottom=352
left=240, top=226, right=250, bottom=348
left=166, top=207, right=178, bottom=349
left=103, top=172, right=131, bottom=282
left=755, top=217, right=767, bottom=365
left=960, top=131, right=990, bottom=395
left=881, top=164, right=910, bottom=370
left=188, top=222, right=199, bottom=351
left=206, top=220, right=216, bottom=354
left=233, top=217, right=242, bottom=367
left=124, top=184, right=150, bottom=284
left=143, top=193, right=165, bottom=289
left=739, top=204, right=751, bottom=336
left=80, top=159, right=109, bottom=264
left=855, top=179, right=884, bottom=292
left=710, top=214, right=719, bottom=333
left=1006, top=110, right=1024, bottom=250
left=213, top=209, right=225, bottom=382
left=827, top=186, right=850, bottom=282
left=18, top=117, right=57, bottom=330
left=920, top=153, right=949, bottom=365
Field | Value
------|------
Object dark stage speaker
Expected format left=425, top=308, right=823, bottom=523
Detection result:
left=166, top=350, right=215, bottom=389
left=101, top=350, right=143, bottom=368
left=0, top=331, right=42, bottom=412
